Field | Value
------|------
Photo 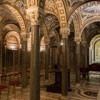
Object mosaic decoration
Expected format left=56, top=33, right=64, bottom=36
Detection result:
left=68, top=1, right=100, bottom=39
left=44, top=14, right=59, bottom=32
left=68, top=0, right=79, bottom=6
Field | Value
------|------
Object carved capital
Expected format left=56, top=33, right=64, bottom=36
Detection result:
left=82, top=41, right=87, bottom=47
left=21, top=33, right=27, bottom=42
left=44, top=37, right=50, bottom=45
left=60, top=28, right=69, bottom=38
left=26, top=7, right=40, bottom=25
left=74, top=37, right=81, bottom=44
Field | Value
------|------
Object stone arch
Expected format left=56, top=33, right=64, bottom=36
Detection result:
left=43, top=13, right=59, bottom=37
left=55, top=0, right=68, bottom=29
left=5, top=31, right=21, bottom=44
left=80, top=17, right=100, bottom=34
left=41, top=22, right=48, bottom=38
left=3, top=24, right=20, bottom=33
left=68, top=1, right=100, bottom=38
left=90, top=35, right=100, bottom=49
left=89, top=34, right=100, bottom=64
left=1, top=4, right=26, bottom=37
left=44, top=0, right=68, bottom=34
left=49, top=24, right=60, bottom=35
left=4, top=31, right=21, bottom=50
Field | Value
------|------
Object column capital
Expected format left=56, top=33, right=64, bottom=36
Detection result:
left=74, top=37, right=81, bottom=45
left=44, top=37, right=50, bottom=45
left=60, top=28, right=69, bottom=38
left=26, top=6, right=40, bottom=25
left=21, top=37, right=27, bottom=42
left=82, top=41, right=87, bottom=47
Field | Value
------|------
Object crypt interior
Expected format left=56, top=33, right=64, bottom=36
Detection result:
left=0, top=0, right=100, bottom=100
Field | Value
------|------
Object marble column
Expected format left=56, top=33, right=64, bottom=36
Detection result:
left=0, top=41, right=2, bottom=74
left=62, top=37, right=68, bottom=96
left=84, top=46, right=88, bottom=67
left=30, top=25, right=40, bottom=100
left=57, top=47, right=60, bottom=69
left=82, top=43, right=88, bottom=67
left=18, top=48, right=21, bottom=72
left=22, top=40, right=28, bottom=88
left=45, top=44, right=50, bottom=80
left=75, top=42, right=81, bottom=84
left=50, top=48, right=52, bottom=68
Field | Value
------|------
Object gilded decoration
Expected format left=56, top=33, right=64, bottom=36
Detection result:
left=68, top=1, right=100, bottom=39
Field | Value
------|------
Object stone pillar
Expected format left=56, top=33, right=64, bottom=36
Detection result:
left=75, top=41, right=81, bottom=84
left=62, top=34, right=69, bottom=96
left=30, top=24, right=40, bottom=100
left=12, top=50, right=15, bottom=73
left=82, top=41, right=88, bottom=67
left=18, top=48, right=21, bottom=72
left=5, top=46, right=6, bottom=68
left=21, top=40, right=28, bottom=88
left=26, top=8, right=40, bottom=100
left=84, top=46, right=88, bottom=67
left=84, top=44, right=88, bottom=67
left=50, top=48, right=52, bottom=68
left=87, top=46, right=89, bottom=66
left=0, top=41, right=2, bottom=74
left=45, top=39, right=50, bottom=80
left=57, top=46, right=60, bottom=69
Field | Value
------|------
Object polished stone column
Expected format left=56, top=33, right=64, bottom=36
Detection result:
left=22, top=40, right=28, bottom=88
left=62, top=37, right=68, bottom=96
left=45, top=44, right=50, bottom=80
left=57, top=47, right=60, bottom=69
left=30, top=25, right=40, bottom=100
left=82, top=43, right=88, bottom=67
left=5, top=46, right=7, bottom=68
left=0, top=41, right=2, bottom=74
left=84, top=46, right=88, bottom=67
left=18, top=48, right=21, bottom=72
left=76, top=42, right=81, bottom=84
left=81, top=46, right=85, bottom=67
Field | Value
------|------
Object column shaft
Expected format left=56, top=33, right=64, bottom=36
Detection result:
left=22, top=40, right=28, bottom=88
left=0, top=42, right=2, bottom=74
left=85, top=47, right=88, bottom=67
left=30, top=25, right=40, bottom=100
left=76, top=43, right=80, bottom=83
left=45, top=45, right=50, bottom=80
left=62, top=38, right=68, bottom=96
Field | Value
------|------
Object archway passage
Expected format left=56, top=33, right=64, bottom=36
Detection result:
left=90, top=35, right=100, bottom=64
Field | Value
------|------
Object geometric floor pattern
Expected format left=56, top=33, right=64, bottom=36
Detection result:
left=1, top=80, right=98, bottom=100
left=0, top=74, right=100, bottom=100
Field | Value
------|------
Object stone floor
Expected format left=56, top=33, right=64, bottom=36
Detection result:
left=0, top=81, right=99, bottom=100
left=0, top=72, right=100, bottom=100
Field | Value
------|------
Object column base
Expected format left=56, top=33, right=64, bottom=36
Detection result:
left=60, top=95, right=69, bottom=100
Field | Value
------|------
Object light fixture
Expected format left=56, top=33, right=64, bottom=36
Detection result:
left=60, top=40, right=64, bottom=46
left=40, top=45, right=45, bottom=52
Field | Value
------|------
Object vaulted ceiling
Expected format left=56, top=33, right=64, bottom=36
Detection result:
left=0, top=0, right=100, bottom=48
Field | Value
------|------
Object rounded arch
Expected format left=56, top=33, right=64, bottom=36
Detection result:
left=44, top=13, right=59, bottom=35
left=3, top=24, right=20, bottom=33
left=89, top=34, right=100, bottom=64
left=90, top=35, right=100, bottom=49
left=4, top=31, right=21, bottom=50
left=55, top=0, right=68, bottom=28
left=68, top=1, right=100, bottom=37
left=44, top=0, right=68, bottom=32
left=81, top=17, right=100, bottom=34
left=1, top=3, right=26, bottom=37
left=41, top=22, right=48, bottom=38
left=5, top=31, right=21, bottom=45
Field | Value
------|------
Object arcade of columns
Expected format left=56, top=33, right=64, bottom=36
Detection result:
left=0, top=0, right=100, bottom=100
